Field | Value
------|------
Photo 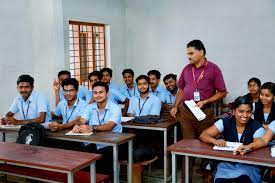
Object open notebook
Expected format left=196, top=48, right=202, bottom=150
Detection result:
left=0, top=124, right=22, bottom=129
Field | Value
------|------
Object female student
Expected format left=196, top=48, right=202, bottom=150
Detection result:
left=200, top=96, right=266, bottom=183
left=245, top=77, right=261, bottom=113
left=254, top=82, right=275, bottom=128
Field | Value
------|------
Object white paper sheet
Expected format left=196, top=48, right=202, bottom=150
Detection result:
left=65, top=130, right=93, bottom=136
left=184, top=100, right=206, bottom=121
left=213, top=141, right=243, bottom=151
left=0, top=125, right=22, bottom=129
left=121, top=117, right=135, bottom=122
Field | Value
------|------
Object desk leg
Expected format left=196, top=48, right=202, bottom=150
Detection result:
left=113, top=145, right=119, bottom=183
left=128, top=139, right=133, bottom=183
left=90, top=163, right=96, bottom=183
left=185, top=156, right=189, bottom=183
left=163, top=129, right=167, bottom=183
left=67, top=172, right=74, bottom=183
left=173, top=126, right=177, bottom=143
left=172, top=153, right=177, bottom=183
left=2, top=132, right=6, bottom=142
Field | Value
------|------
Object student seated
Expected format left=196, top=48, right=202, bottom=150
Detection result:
left=1, top=75, right=51, bottom=125
left=200, top=96, right=266, bottom=183
left=53, top=70, right=89, bottom=106
left=72, top=81, right=122, bottom=176
left=120, top=69, right=139, bottom=98
left=50, top=78, right=87, bottom=131
left=86, top=71, right=102, bottom=104
left=163, top=73, right=178, bottom=111
left=127, top=75, right=162, bottom=117
left=245, top=77, right=261, bottom=113
left=254, top=82, right=275, bottom=129
left=100, top=67, right=120, bottom=90
left=147, top=70, right=168, bottom=103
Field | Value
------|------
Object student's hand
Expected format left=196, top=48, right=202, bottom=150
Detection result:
left=236, top=145, right=252, bottom=155
left=49, top=122, right=63, bottom=131
left=72, top=125, right=80, bottom=133
left=5, top=117, right=19, bottom=125
left=196, top=100, right=207, bottom=108
left=214, top=139, right=226, bottom=147
left=163, top=104, right=173, bottom=112
left=78, top=125, right=92, bottom=133
left=53, top=79, right=60, bottom=92
left=170, top=107, right=178, bottom=118
left=0, top=117, right=7, bottom=125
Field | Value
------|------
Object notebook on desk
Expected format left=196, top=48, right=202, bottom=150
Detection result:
left=65, top=130, right=93, bottom=136
left=213, top=141, right=243, bottom=151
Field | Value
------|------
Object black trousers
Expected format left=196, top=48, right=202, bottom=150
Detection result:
left=215, top=175, right=252, bottom=183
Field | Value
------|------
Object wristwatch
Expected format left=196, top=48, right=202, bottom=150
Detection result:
left=92, top=125, right=98, bottom=131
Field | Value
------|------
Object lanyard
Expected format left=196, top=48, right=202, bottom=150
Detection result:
left=192, top=61, right=208, bottom=89
left=65, top=99, right=79, bottom=123
left=138, top=97, right=149, bottom=115
left=21, top=101, right=31, bottom=120
left=169, top=95, right=172, bottom=104
left=127, top=85, right=136, bottom=97
left=97, top=109, right=107, bottom=125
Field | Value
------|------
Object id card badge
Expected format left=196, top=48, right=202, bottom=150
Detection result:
left=194, top=90, right=200, bottom=102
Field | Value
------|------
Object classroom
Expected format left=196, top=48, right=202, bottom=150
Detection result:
left=0, top=0, right=275, bottom=183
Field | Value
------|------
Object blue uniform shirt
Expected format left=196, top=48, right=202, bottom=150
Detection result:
left=55, top=98, right=87, bottom=124
left=9, top=91, right=52, bottom=122
left=149, top=85, right=168, bottom=103
left=127, top=93, right=161, bottom=116
left=81, top=100, right=122, bottom=149
left=59, top=85, right=89, bottom=101
left=120, top=83, right=140, bottom=99
left=108, top=88, right=127, bottom=104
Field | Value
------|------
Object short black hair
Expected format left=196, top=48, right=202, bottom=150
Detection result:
left=100, top=67, right=113, bottom=77
left=147, top=70, right=161, bottom=79
left=163, top=74, right=177, bottom=82
left=261, top=82, right=275, bottom=96
left=88, top=71, right=102, bottom=81
left=122, top=69, right=134, bottom=77
left=187, top=40, right=206, bottom=55
left=17, top=75, right=34, bottom=87
left=58, top=70, right=71, bottom=78
left=136, top=75, right=150, bottom=84
left=248, top=77, right=261, bottom=87
left=92, top=81, right=109, bottom=93
left=232, top=95, right=253, bottom=110
left=62, top=78, right=79, bottom=91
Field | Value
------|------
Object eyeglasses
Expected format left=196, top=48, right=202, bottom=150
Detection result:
left=64, top=89, right=76, bottom=93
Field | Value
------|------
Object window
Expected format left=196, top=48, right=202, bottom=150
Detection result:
left=69, top=21, right=106, bottom=89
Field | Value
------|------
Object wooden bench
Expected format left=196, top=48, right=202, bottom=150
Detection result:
left=0, top=142, right=102, bottom=183
left=120, top=156, right=158, bottom=183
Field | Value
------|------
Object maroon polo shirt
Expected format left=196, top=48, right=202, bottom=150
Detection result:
left=178, top=60, right=226, bottom=103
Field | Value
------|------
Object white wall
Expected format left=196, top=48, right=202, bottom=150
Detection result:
left=125, top=0, right=275, bottom=102
left=0, top=0, right=64, bottom=115
left=62, top=0, right=126, bottom=84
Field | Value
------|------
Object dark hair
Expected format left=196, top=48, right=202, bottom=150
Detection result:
left=61, top=78, right=79, bottom=91
left=136, top=75, right=150, bottom=84
left=17, top=75, right=34, bottom=87
left=92, top=81, right=109, bottom=93
left=122, top=69, right=134, bottom=77
left=261, top=82, right=275, bottom=96
left=100, top=67, right=113, bottom=77
left=187, top=40, right=206, bottom=55
left=58, top=70, right=71, bottom=78
left=232, top=96, right=253, bottom=110
left=248, top=77, right=261, bottom=87
left=147, top=70, right=161, bottom=79
left=88, top=71, right=102, bottom=81
left=163, top=74, right=177, bottom=82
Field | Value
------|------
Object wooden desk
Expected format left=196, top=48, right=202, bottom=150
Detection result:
left=0, top=127, right=135, bottom=183
left=168, top=139, right=275, bottom=183
left=0, top=142, right=101, bottom=183
left=122, top=115, right=179, bottom=183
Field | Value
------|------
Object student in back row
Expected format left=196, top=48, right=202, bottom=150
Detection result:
left=147, top=70, right=167, bottom=103
left=120, top=69, right=139, bottom=98
left=53, top=70, right=89, bottom=106
left=1, top=75, right=51, bottom=125
left=162, top=73, right=178, bottom=111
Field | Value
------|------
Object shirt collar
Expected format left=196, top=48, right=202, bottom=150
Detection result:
left=66, top=98, right=80, bottom=107
left=91, top=100, right=110, bottom=111
left=19, top=91, right=35, bottom=102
